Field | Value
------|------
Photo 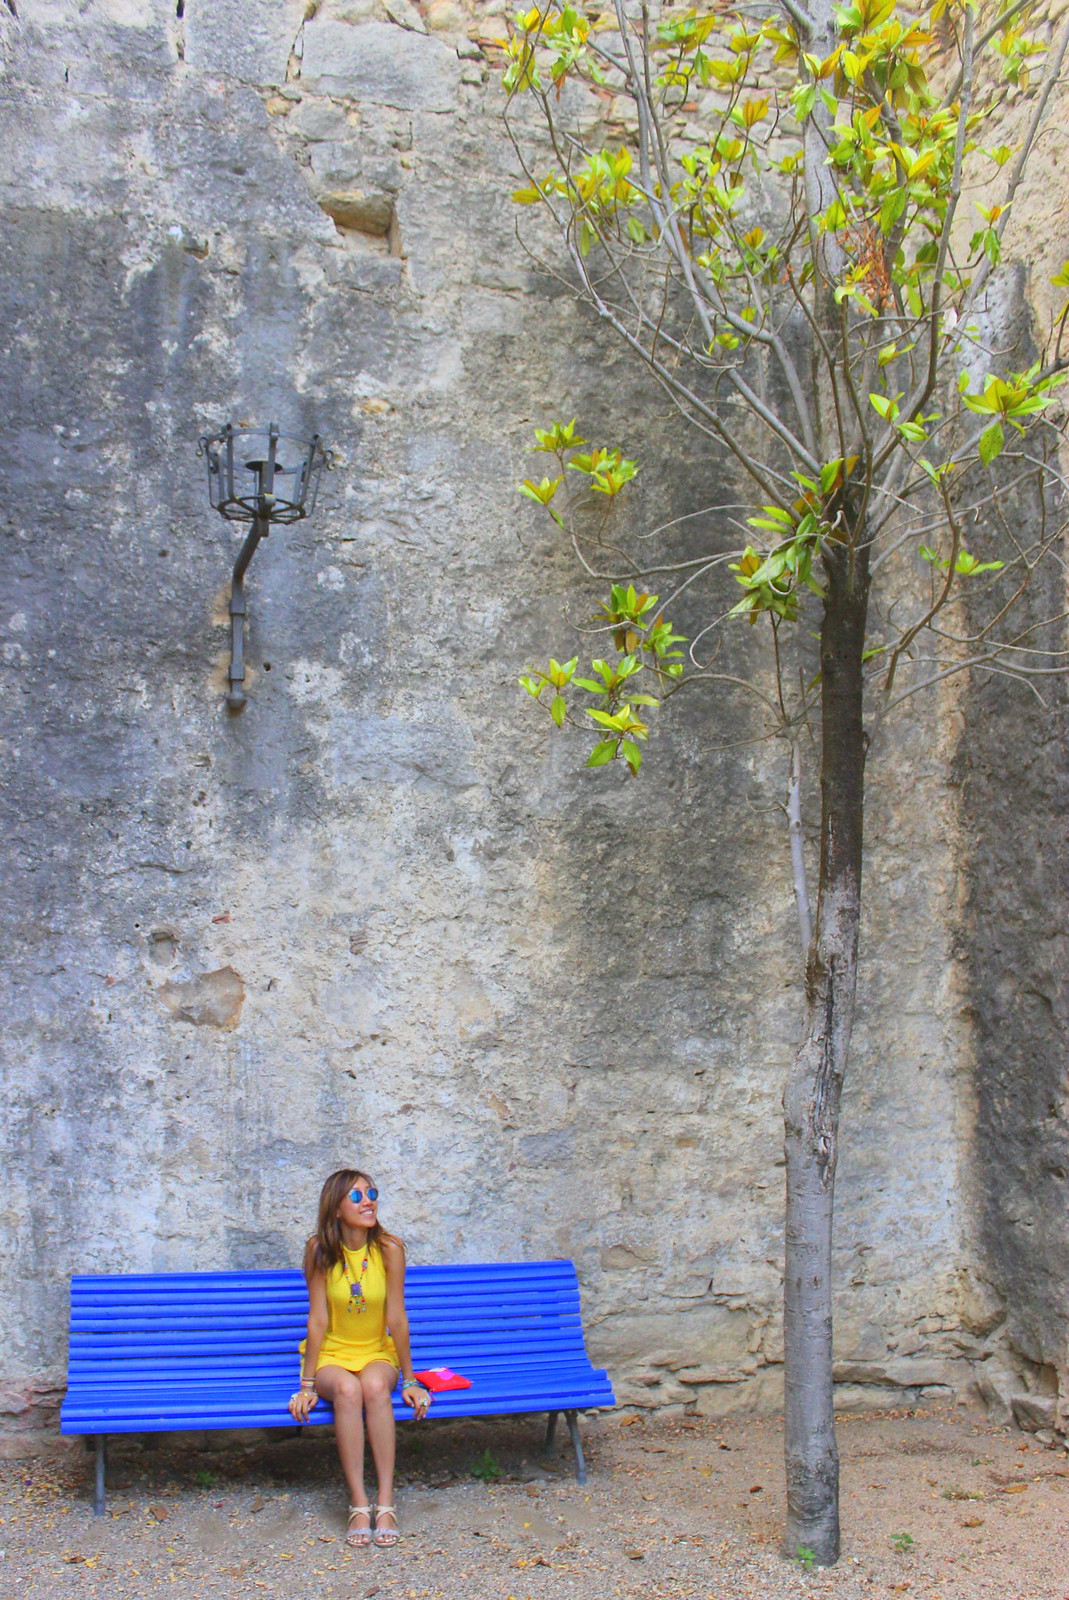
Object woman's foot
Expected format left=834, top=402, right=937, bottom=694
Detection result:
left=346, top=1504, right=373, bottom=1547
left=373, top=1504, right=399, bottom=1547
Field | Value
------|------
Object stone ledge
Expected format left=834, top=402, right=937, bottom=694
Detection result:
left=832, top=1357, right=968, bottom=1388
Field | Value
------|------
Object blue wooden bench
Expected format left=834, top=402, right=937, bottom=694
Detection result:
left=60, top=1258, right=614, bottom=1512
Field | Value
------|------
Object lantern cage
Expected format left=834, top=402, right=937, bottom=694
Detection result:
left=198, top=422, right=330, bottom=525
left=196, top=419, right=332, bottom=713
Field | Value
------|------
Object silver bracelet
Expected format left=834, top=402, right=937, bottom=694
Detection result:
left=400, top=1377, right=419, bottom=1389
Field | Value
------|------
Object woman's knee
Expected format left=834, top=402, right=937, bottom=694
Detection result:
left=332, top=1375, right=363, bottom=1407
left=361, top=1369, right=394, bottom=1403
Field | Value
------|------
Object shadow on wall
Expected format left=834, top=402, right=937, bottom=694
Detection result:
left=959, top=487, right=1069, bottom=1444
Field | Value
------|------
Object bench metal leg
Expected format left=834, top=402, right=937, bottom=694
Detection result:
left=544, top=1411, right=559, bottom=1453
left=93, top=1436, right=107, bottom=1516
left=564, top=1409, right=587, bottom=1485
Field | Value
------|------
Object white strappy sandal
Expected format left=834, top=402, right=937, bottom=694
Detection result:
left=373, top=1504, right=399, bottom=1546
left=346, top=1503, right=373, bottom=1547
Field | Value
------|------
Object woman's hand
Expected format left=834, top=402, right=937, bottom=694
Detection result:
left=402, top=1382, right=431, bottom=1420
left=288, top=1385, right=319, bottom=1422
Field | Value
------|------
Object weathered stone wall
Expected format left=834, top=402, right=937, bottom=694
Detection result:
left=0, top=0, right=1064, bottom=1445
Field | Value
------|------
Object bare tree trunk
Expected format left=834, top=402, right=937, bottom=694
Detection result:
left=782, top=535, right=870, bottom=1565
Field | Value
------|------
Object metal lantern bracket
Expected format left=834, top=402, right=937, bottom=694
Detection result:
left=197, top=421, right=332, bottom=711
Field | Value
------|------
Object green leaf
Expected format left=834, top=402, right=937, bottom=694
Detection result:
left=533, top=418, right=586, bottom=453
left=550, top=693, right=567, bottom=727
left=879, top=187, right=907, bottom=235
left=818, top=459, right=838, bottom=495
left=621, top=739, right=642, bottom=775
left=954, top=550, right=1005, bottom=577
left=978, top=419, right=1004, bottom=466
left=519, top=475, right=563, bottom=505
left=586, top=739, right=617, bottom=767
left=868, top=392, right=897, bottom=420
left=792, top=82, right=816, bottom=121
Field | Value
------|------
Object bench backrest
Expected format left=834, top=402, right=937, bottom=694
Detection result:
left=64, top=1259, right=609, bottom=1413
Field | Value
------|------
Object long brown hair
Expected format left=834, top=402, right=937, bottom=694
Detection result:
left=308, top=1168, right=401, bottom=1275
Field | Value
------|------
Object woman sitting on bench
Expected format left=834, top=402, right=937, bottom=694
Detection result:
left=288, top=1168, right=430, bottom=1548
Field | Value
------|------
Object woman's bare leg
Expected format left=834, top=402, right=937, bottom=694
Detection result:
left=359, top=1361, right=398, bottom=1519
left=314, top=1366, right=369, bottom=1511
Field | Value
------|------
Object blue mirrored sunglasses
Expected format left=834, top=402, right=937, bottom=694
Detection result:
left=348, top=1187, right=379, bottom=1203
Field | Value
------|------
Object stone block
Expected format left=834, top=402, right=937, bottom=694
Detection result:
left=974, top=1362, right=1023, bottom=1426
left=184, top=0, right=305, bottom=85
left=1012, top=1393, right=1057, bottom=1432
left=693, top=1367, right=784, bottom=1416
left=322, top=250, right=404, bottom=290
left=833, top=1384, right=922, bottom=1412
left=832, top=1357, right=965, bottom=1389
left=287, top=101, right=353, bottom=141
left=0, top=1430, right=82, bottom=1460
left=318, top=190, right=395, bottom=234
left=309, top=142, right=405, bottom=192
left=677, top=1365, right=751, bottom=1385
left=426, top=0, right=466, bottom=34
left=957, top=1268, right=1006, bottom=1337
left=588, top=1305, right=753, bottom=1376
left=301, top=20, right=463, bottom=109
left=844, top=1320, right=889, bottom=1361
left=383, top=0, right=427, bottom=32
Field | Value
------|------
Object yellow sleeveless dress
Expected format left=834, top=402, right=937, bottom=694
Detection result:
left=305, top=1242, right=399, bottom=1377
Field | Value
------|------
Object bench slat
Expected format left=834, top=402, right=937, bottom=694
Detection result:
left=68, top=1262, right=578, bottom=1291
left=63, top=1371, right=614, bottom=1404
left=68, top=1312, right=585, bottom=1337
left=68, top=1285, right=581, bottom=1308
left=62, top=1394, right=615, bottom=1433
left=66, top=1357, right=602, bottom=1384
left=70, top=1321, right=584, bottom=1341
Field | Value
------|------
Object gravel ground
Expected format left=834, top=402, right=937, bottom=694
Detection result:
left=1, top=1404, right=1067, bottom=1599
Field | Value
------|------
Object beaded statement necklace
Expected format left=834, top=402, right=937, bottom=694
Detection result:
left=341, top=1244, right=370, bottom=1314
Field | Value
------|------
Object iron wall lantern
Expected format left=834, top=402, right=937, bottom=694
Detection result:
left=198, top=422, right=331, bottom=711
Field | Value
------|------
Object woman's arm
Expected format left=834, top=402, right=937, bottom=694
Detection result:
left=382, top=1236, right=430, bottom=1419
left=289, top=1239, right=328, bottom=1421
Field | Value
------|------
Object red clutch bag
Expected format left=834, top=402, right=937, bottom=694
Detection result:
left=413, top=1366, right=472, bottom=1392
